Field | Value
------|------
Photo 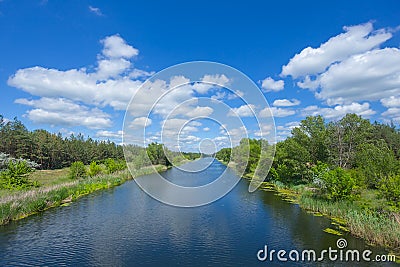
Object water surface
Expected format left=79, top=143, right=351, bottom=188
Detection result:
left=0, top=158, right=395, bottom=266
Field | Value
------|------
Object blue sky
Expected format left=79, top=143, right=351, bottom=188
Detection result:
left=1, top=0, right=400, bottom=151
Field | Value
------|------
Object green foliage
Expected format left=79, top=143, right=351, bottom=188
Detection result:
left=0, top=160, right=37, bottom=189
left=69, top=161, right=87, bottom=179
left=88, top=161, right=103, bottom=177
left=146, top=142, right=171, bottom=166
left=378, top=173, right=400, bottom=211
left=215, top=147, right=231, bottom=163
left=320, top=167, right=358, bottom=201
left=271, top=138, right=312, bottom=184
left=292, top=115, right=329, bottom=163
left=0, top=116, right=124, bottom=170
left=104, top=158, right=126, bottom=174
left=354, top=142, right=399, bottom=188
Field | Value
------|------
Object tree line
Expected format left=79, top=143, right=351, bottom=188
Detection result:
left=0, top=115, right=123, bottom=169
left=216, top=113, right=400, bottom=210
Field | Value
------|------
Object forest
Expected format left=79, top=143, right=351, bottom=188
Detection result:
left=216, top=113, right=400, bottom=211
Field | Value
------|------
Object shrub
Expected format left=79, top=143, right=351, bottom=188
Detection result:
left=104, top=158, right=126, bottom=174
left=0, top=160, right=37, bottom=189
left=88, top=161, right=102, bottom=177
left=320, top=167, right=358, bottom=201
left=69, top=161, right=87, bottom=179
left=379, top=173, right=400, bottom=211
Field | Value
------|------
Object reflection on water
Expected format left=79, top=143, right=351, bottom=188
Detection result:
left=0, top=158, right=395, bottom=266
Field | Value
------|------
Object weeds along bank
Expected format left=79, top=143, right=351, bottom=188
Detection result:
left=0, top=165, right=167, bottom=225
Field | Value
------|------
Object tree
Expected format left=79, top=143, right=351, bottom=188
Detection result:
left=270, top=138, right=312, bottom=184
left=292, top=115, right=329, bottom=163
left=354, top=142, right=399, bottom=188
left=215, top=148, right=232, bottom=163
left=69, top=161, right=87, bottom=179
left=328, top=114, right=373, bottom=169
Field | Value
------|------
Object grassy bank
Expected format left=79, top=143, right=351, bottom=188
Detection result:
left=0, top=165, right=167, bottom=225
left=250, top=177, right=400, bottom=257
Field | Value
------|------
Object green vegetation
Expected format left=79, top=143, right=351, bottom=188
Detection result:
left=216, top=113, right=400, bottom=251
left=0, top=116, right=200, bottom=225
left=69, top=161, right=87, bottom=179
left=0, top=166, right=167, bottom=225
left=0, top=115, right=123, bottom=170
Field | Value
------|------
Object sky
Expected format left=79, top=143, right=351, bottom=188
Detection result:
left=1, top=0, right=400, bottom=152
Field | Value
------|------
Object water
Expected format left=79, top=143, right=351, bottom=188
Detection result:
left=0, top=158, right=396, bottom=266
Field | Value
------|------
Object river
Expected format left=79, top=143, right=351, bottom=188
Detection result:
left=0, top=158, right=396, bottom=266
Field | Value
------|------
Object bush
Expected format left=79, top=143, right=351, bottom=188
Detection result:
left=104, top=158, right=126, bottom=174
left=0, top=160, right=37, bottom=189
left=88, top=161, right=102, bottom=177
left=379, top=173, right=400, bottom=211
left=69, top=161, right=87, bottom=179
left=320, top=167, right=358, bottom=201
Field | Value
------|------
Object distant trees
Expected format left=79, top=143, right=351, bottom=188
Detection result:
left=0, top=115, right=124, bottom=170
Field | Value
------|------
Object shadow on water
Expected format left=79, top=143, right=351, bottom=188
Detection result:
left=0, top=158, right=396, bottom=266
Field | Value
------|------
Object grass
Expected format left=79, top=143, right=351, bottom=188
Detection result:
left=0, top=164, right=167, bottom=225
left=254, top=179, right=400, bottom=255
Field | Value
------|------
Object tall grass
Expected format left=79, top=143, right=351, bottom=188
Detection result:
left=299, top=194, right=400, bottom=251
left=0, top=166, right=166, bottom=225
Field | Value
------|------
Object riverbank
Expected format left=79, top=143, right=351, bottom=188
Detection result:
left=241, top=175, right=400, bottom=257
left=0, top=165, right=167, bottom=225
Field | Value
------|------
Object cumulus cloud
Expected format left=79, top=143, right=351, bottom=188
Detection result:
left=101, top=35, right=139, bottom=59
left=15, top=97, right=112, bottom=129
left=316, top=48, right=400, bottom=104
left=281, top=22, right=392, bottom=78
left=186, top=106, right=214, bottom=117
left=228, top=104, right=256, bottom=117
left=272, top=98, right=300, bottom=107
left=192, top=74, right=230, bottom=94
left=8, top=35, right=144, bottom=112
left=259, top=107, right=295, bottom=118
left=128, top=117, right=152, bottom=129
left=279, top=22, right=400, bottom=108
left=261, top=77, right=284, bottom=92
left=302, top=102, right=375, bottom=120
left=381, top=96, right=400, bottom=107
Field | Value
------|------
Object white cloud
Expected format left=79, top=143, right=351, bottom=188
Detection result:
left=8, top=34, right=144, bottom=112
left=203, top=127, right=210, bottom=132
left=259, top=107, right=295, bottom=118
left=272, top=98, right=300, bottom=107
left=192, top=74, right=230, bottom=94
left=88, top=6, right=103, bottom=16
left=95, top=130, right=123, bottom=139
left=302, top=102, right=375, bottom=120
left=186, top=106, right=214, bottom=117
left=96, top=58, right=131, bottom=79
left=228, top=104, right=256, bottom=117
left=381, top=96, right=400, bottom=107
left=277, top=121, right=300, bottom=131
left=129, top=69, right=155, bottom=79
left=281, top=22, right=392, bottom=78
left=316, top=48, right=400, bottom=105
left=261, top=77, right=284, bottom=92
left=15, top=97, right=112, bottom=129
left=129, top=117, right=152, bottom=129
left=101, top=35, right=138, bottom=59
